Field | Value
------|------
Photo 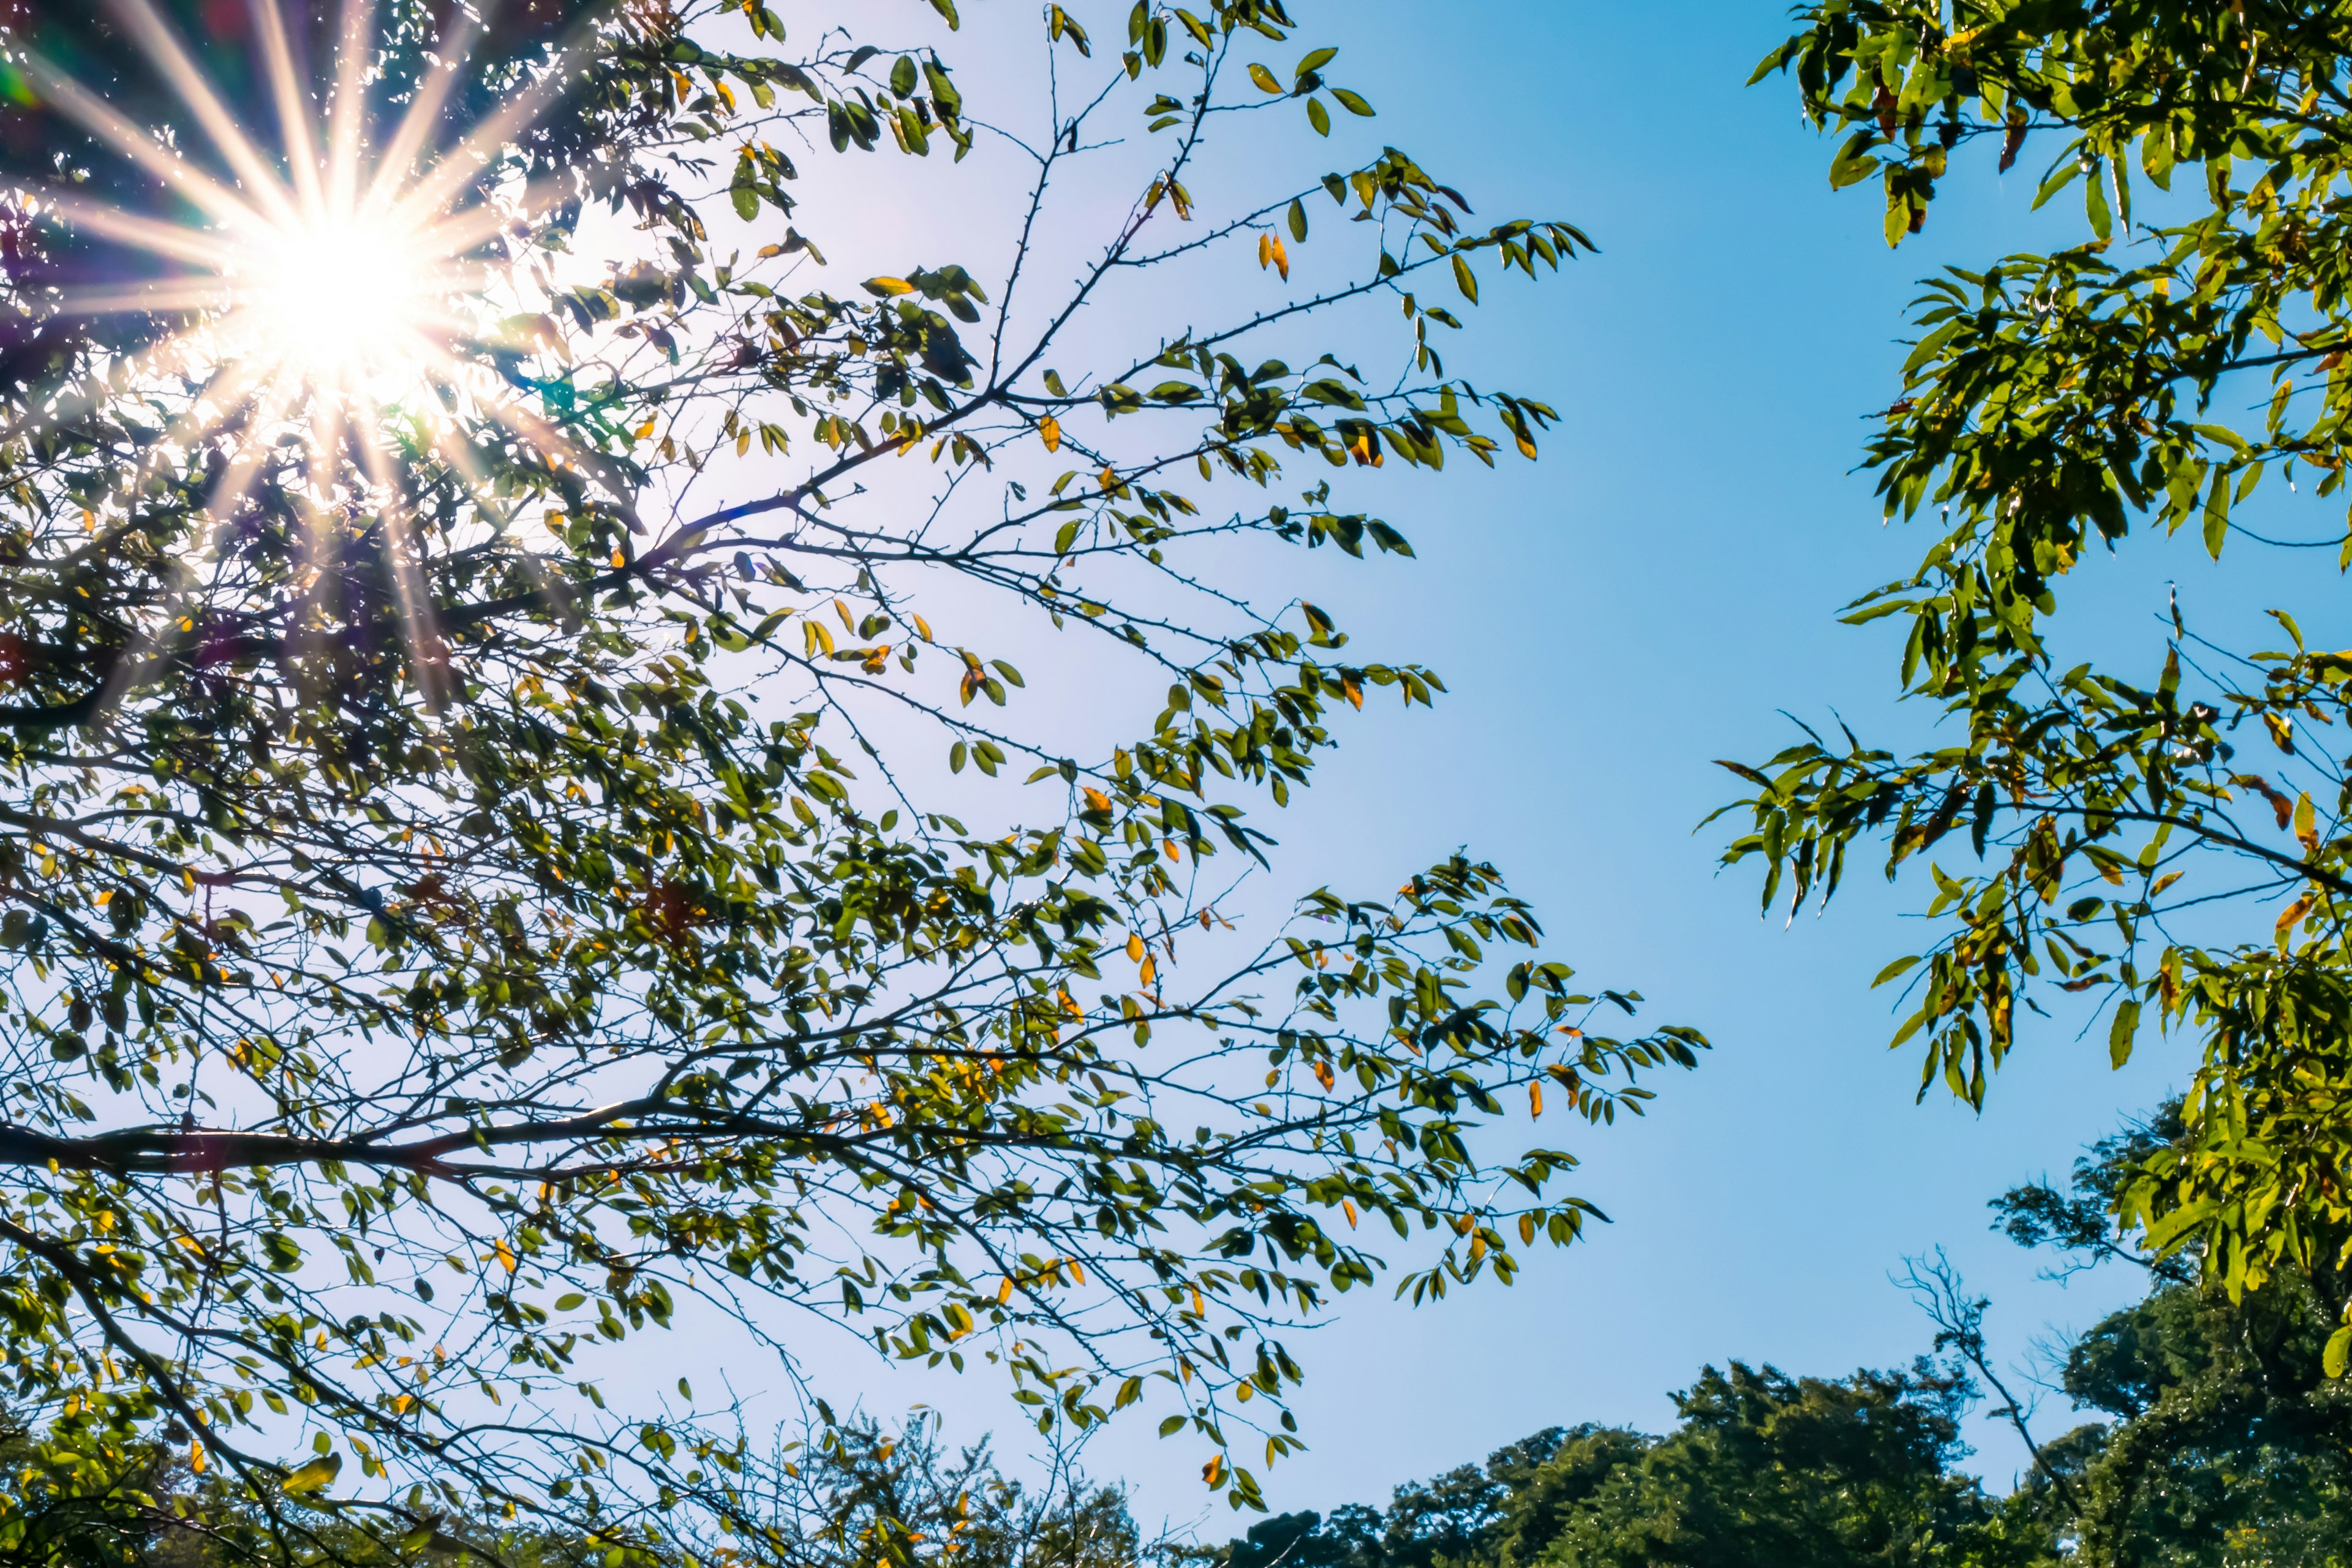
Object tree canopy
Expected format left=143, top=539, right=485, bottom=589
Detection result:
left=1731, top=0, right=2352, bottom=1369
left=0, top=0, right=1703, bottom=1561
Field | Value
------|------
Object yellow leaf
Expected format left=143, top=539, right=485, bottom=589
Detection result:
left=1139, top=954, right=1156, bottom=987
left=912, top=614, right=934, bottom=643
left=1126, top=932, right=1145, bottom=962
left=1083, top=786, right=1111, bottom=813
left=1341, top=1199, right=1357, bottom=1229
left=1271, top=236, right=1289, bottom=282
left=865, top=276, right=917, bottom=296
left=1518, top=1213, right=1536, bottom=1245
left=998, top=1277, right=1014, bottom=1303
left=1258, top=233, right=1273, bottom=270
left=1529, top=1082, right=1543, bottom=1118
left=281, top=1455, right=342, bottom=1496
left=609, top=550, right=627, bottom=569
left=493, top=1238, right=517, bottom=1274
left=2266, top=712, right=2296, bottom=753
left=190, top=1443, right=206, bottom=1474
left=634, top=419, right=657, bottom=439
left=1039, top=416, right=1061, bottom=452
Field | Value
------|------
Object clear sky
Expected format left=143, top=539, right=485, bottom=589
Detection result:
left=639, top=0, right=2266, bottom=1534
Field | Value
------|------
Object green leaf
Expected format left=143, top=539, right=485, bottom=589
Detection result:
left=1247, top=63, right=1282, bottom=94
left=2327, top=1325, right=2352, bottom=1379
left=2108, top=997, right=2141, bottom=1069
left=1288, top=198, right=1308, bottom=242
left=1871, top=954, right=1921, bottom=988
left=1451, top=253, right=1477, bottom=304
left=1306, top=97, right=1330, bottom=136
left=1329, top=87, right=1374, bottom=116
left=2203, top=466, right=2232, bottom=559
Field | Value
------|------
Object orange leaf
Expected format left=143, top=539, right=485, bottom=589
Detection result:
left=1529, top=1082, right=1543, bottom=1118
left=1341, top=1199, right=1358, bottom=1229
left=2277, top=894, right=2315, bottom=948
left=1083, top=786, right=1111, bottom=813
left=1039, top=416, right=1061, bottom=452
left=1312, top=1060, right=1335, bottom=1091
left=1203, top=1455, right=1224, bottom=1487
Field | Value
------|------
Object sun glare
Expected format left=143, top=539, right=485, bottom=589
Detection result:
left=236, top=215, right=441, bottom=388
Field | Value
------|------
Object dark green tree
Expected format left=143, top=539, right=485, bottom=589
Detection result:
left=0, top=0, right=1702, bottom=1561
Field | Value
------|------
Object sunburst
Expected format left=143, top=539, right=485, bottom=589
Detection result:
left=0, top=0, right=635, bottom=714
left=2, top=0, right=608, bottom=524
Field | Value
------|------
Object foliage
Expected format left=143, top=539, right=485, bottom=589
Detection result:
left=1730, top=0, right=2352, bottom=1355
left=0, top=0, right=1703, bottom=1561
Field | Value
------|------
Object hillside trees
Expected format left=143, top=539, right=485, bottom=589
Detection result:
left=0, top=0, right=1700, bottom=1562
left=1731, top=1, right=2352, bottom=1363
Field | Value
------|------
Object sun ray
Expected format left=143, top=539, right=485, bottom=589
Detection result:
left=249, top=0, right=328, bottom=216
left=361, top=12, right=484, bottom=223
left=355, top=428, right=456, bottom=706
left=51, top=282, right=244, bottom=318
left=77, top=378, right=298, bottom=730
left=37, top=192, right=250, bottom=271
left=323, top=0, right=380, bottom=222
left=384, top=46, right=591, bottom=235
left=100, top=0, right=304, bottom=231
left=15, top=55, right=276, bottom=236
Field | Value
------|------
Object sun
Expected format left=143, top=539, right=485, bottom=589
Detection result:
left=230, top=211, right=447, bottom=391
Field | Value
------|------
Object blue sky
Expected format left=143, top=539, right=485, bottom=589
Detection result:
left=641, top=0, right=2297, bottom=1531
